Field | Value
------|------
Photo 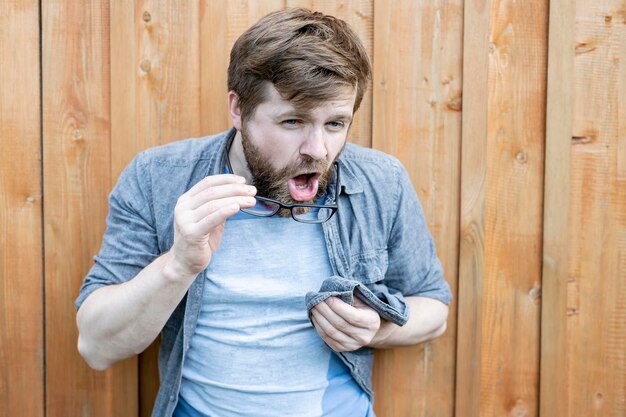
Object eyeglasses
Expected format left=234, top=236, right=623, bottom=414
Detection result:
left=223, top=143, right=340, bottom=224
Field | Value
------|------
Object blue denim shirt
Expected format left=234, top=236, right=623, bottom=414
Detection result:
left=76, top=128, right=452, bottom=417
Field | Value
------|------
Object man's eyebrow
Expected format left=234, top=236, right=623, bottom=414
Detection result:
left=332, top=113, right=353, bottom=121
left=273, top=110, right=353, bottom=121
left=274, top=110, right=307, bottom=119
left=274, top=109, right=352, bottom=120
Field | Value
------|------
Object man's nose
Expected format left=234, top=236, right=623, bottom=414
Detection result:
left=300, top=127, right=328, bottom=160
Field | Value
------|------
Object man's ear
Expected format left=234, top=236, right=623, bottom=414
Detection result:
left=228, top=91, right=242, bottom=130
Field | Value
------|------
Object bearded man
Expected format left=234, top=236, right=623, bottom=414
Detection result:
left=75, top=8, right=451, bottom=417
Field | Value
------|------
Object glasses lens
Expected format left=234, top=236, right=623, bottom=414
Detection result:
left=292, top=206, right=334, bottom=223
left=243, top=198, right=280, bottom=216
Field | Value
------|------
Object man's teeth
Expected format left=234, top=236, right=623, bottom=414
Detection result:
left=296, top=183, right=308, bottom=189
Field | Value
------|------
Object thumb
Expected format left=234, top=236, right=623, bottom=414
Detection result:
left=208, top=222, right=226, bottom=252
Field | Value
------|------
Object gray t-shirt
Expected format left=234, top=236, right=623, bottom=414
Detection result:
left=179, top=212, right=371, bottom=416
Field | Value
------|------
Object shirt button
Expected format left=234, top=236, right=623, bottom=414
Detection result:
left=169, top=395, right=175, bottom=402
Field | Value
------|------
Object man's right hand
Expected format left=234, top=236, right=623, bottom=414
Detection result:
left=167, top=174, right=257, bottom=278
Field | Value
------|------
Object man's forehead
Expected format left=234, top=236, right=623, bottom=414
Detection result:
left=263, top=83, right=356, bottom=117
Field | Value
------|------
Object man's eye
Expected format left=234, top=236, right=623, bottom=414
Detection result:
left=327, top=121, right=344, bottom=129
left=282, top=119, right=300, bottom=126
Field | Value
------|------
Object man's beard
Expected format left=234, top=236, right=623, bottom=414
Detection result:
left=240, top=126, right=336, bottom=217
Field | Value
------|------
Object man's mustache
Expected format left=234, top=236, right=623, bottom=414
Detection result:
left=276, top=156, right=330, bottom=178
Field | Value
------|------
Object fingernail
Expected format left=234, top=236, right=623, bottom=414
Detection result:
left=246, top=186, right=256, bottom=195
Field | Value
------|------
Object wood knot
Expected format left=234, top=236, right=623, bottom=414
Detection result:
left=528, top=286, right=541, bottom=304
left=72, top=129, right=83, bottom=141
left=575, top=42, right=597, bottom=55
left=354, top=10, right=368, bottom=21
left=143, top=11, right=152, bottom=22
left=594, top=392, right=604, bottom=409
left=515, top=151, right=528, bottom=164
left=446, top=94, right=462, bottom=111
left=509, top=399, right=528, bottom=417
left=140, top=59, right=152, bottom=73
left=572, top=135, right=594, bottom=144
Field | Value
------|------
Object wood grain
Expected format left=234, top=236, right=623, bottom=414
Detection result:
left=481, top=2, right=547, bottom=416
left=42, top=1, right=138, bottom=415
left=558, top=1, right=626, bottom=415
left=0, top=1, right=44, bottom=416
left=112, top=0, right=203, bottom=177
left=457, top=0, right=548, bottom=416
left=540, top=0, right=575, bottom=415
left=200, top=0, right=231, bottom=134
left=456, top=0, right=491, bottom=414
left=371, top=1, right=462, bottom=416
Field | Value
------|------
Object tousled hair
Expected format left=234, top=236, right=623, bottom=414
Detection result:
left=228, top=8, right=372, bottom=120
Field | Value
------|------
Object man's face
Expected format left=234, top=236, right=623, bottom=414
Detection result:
left=232, top=83, right=356, bottom=207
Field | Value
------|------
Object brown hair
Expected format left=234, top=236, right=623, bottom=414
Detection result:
left=227, top=8, right=371, bottom=121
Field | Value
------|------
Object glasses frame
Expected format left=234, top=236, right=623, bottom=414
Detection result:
left=223, top=142, right=340, bottom=224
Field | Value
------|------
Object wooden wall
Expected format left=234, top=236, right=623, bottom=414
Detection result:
left=0, top=1, right=43, bottom=416
left=0, top=1, right=623, bottom=416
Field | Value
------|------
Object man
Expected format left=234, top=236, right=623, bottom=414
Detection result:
left=76, top=8, right=451, bottom=417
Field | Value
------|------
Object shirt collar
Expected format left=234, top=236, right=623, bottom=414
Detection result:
left=336, top=157, right=364, bottom=195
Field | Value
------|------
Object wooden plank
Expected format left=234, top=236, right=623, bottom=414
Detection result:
left=455, top=0, right=492, bottom=414
left=227, top=0, right=286, bottom=47
left=458, top=1, right=548, bottom=416
left=0, top=1, right=44, bottom=416
left=560, top=1, right=625, bottom=415
left=287, top=0, right=374, bottom=148
left=371, top=0, right=462, bottom=416
left=42, top=1, right=138, bottom=415
left=542, top=1, right=626, bottom=415
left=539, top=0, right=575, bottom=415
left=200, top=0, right=230, bottom=134
left=112, top=0, right=203, bottom=177
left=480, top=2, right=547, bottom=416
left=110, top=0, right=138, bottom=180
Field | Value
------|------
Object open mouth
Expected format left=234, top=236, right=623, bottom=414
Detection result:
left=287, top=172, right=321, bottom=201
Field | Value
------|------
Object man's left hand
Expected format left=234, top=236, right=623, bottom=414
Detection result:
left=311, top=296, right=381, bottom=352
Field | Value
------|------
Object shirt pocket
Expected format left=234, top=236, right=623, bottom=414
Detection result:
left=349, top=249, right=388, bottom=284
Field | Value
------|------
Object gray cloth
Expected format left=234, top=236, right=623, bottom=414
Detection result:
left=306, top=276, right=409, bottom=326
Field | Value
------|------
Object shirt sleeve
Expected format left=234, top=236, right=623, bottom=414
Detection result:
left=384, top=161, right=452, bottom=305
left=75, top=154, right=161, bottom=311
